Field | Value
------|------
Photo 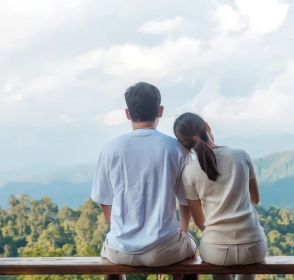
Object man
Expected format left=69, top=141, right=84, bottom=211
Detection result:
left=91, top=82, right=196, bottom=278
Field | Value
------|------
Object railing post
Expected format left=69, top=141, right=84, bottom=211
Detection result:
left=173, top=274, right=181, bottom=280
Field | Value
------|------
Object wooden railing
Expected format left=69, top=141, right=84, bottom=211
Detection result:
left=0, top=256, right=293, bottom=276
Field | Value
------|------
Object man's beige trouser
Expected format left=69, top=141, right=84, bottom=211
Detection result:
left=101, top=230, right=197, bottom=267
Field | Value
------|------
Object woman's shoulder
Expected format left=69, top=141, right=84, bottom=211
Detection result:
left=212, top=147, right=253, bottom=169
left=216, top=146, right=249, bottom=158
left=183, top=158, right=201, bottom=177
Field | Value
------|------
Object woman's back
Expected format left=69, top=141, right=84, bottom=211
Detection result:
left=174, top=112, right=267, bottom=276
left=183, top=146, right=264, bottom=244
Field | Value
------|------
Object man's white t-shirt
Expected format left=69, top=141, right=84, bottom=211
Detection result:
left=183, top=146, right=265, bottom=245
left=91, top=128, right=190, bottom=254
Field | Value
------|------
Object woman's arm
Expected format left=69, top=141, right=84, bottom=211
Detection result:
left=179, top=204, right=191, bottom=233
left=187, top=199, right=206, bottom=231
left=249, top=178, right=260, bottom=205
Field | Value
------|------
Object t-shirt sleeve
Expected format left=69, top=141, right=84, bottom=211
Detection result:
left=174, top=154, right=192, bottom=206
left=245, top=152, right=256, bottom=180
left=91, top=149, right=113, bottom=205
left=182, top=167, right=199, bottom=200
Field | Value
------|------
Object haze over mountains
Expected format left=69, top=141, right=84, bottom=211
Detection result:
left=0, top=133, right=293, bottom=210
left=218, top=133, right=294, bottom=159
left=0, top=152, right=294, bottom=210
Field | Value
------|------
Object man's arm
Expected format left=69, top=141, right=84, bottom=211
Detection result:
left=91, top=149, right=114, bottom=223
left=179, top=204, right=191, bottom=233
left=100, top=204, right=112, bottom=225
left=187, top=199, right=205, bottom=231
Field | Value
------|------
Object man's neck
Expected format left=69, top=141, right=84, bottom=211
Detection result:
left=132, top=121, right=157, bottom=130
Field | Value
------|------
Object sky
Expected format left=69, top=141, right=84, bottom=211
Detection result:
left=0, top=0, right=294, bottom=174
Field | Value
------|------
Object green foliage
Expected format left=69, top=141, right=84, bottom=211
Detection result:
left=255, top=206, right=294, bottom=255
left=0, top=195, right=108, bottom=259
left=14, top=276, right=104, bottom=280
left=0, top=195, right=293, bottom=280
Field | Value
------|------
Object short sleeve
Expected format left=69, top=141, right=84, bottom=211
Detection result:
left=91, top=149, right=113, bottom=205
left=182, top=167, right=199, bottom=200
left=245, top=152, right=256, bottom=180
left=174, top=154, right=192, bottom=206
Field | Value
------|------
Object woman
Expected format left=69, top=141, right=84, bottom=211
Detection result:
left=174, top=112, right=267, bottom=280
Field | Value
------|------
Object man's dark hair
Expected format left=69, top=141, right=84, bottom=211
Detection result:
left=124, top=82, right=161, bottom=122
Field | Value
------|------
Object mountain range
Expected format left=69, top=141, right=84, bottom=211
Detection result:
left=0, top=150, right=294, bottom=210
left=253, top=150, right=294, bottom=209
left=1, top=132, right=294, bottom=187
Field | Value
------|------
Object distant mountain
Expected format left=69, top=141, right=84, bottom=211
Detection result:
left=0, top=181, right=92, bottom=209
left=253, top=151, right=294, bottom=209
left=29, top=163, right=96, bottom=184
left=0, top=163, right=96, bottom=209
left=259, top=176, right=294, bottom=210
left=0, top=151, right=293, bottom=210
left=218, top=133, right=294, bottom=159
left=254, top=150, right=294, bottom=184
left=0, top=162, right=65, bottom=188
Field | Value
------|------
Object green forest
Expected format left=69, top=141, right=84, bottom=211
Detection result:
left=0, top=195, right=293, bottom=280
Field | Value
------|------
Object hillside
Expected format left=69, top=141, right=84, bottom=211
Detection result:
left=0, top=151, right=294, bottom=209
left=253, top=150, right=294, bottom=209
left=253, top=150, right=294, bottom=183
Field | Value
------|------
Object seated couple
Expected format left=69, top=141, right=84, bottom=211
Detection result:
left=91, top=82, right=267, bottom=280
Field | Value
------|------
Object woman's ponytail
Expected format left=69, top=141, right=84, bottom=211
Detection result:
left=194, top=138, right=219, bottom=181
left=174, top=112, right=220, bottom=182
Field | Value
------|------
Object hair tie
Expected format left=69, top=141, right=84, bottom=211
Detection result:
left=192, top=135, right=199, bottom=141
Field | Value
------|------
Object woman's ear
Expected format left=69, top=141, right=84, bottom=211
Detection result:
left=205, top=122, right=214, bottom=143
left=125, top=109, right=132, bottom=120
left=205, top=122, right=211, bottom=133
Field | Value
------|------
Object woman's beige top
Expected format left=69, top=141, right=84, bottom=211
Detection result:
left=182, top=146, right=265, bottom=244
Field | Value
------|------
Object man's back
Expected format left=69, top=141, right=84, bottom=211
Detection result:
left=91, top=128, right=190, bottom=253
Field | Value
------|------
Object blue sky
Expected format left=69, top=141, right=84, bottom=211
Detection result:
left=0, top=0, right=294, bottom=173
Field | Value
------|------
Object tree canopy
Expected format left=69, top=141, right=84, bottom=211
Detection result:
left=0, top=195, right=293, bottom=280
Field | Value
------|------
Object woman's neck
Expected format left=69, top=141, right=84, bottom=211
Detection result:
left=206, top=139, right=219, bottom=149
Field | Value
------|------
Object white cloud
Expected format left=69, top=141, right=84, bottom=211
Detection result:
left=0, top=36, right=200, bottom=107
left=236, top=0, right=289, bottom=34
left=60, top=115, right=73, bottom=123
left=0, top=24, right=289, bottom=129
left=138, top=16, right=184, bottom=34
left=0, top=0, right=120, bottom=49
left=1, top=49, right=104, bottom=105
left=179, top=62, right=294, bottom=137
left=213, top=0, right=289, bottom=35
left=3, top=82, right=14, bottom=92
left=102, top=110, right=128, bottom=125
left=213, top=5, right=247, bottom=33
left=0, top=0, right=293, bottom=171
left=102, top=36, right=200, bottom=80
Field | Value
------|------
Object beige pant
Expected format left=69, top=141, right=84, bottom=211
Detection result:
left=200, top=238, right=268, bottom=280
left=101, top=230, right=197, bottom=267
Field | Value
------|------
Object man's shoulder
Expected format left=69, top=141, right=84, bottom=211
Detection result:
left=157, top=132, right=189, bottom=152
left=101, top=132, right=132, bottom=153
left=101, top=130, right=189, bottom=157
left=156, top=131, right=177, bottom=142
